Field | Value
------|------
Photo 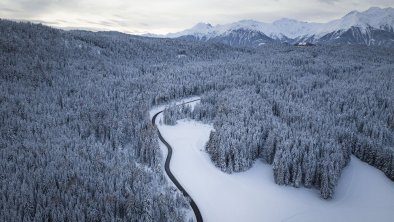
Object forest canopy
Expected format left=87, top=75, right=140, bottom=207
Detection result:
left=1, top=20, right=393, bottom=221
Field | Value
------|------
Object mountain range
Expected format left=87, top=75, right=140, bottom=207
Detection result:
left=148, top=7, right=394, bottom=47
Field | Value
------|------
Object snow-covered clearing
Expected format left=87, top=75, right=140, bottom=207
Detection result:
left=151, top=98, right=394, bottom=222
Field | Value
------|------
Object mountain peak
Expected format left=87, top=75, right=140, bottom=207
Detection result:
left=192, top=22, right=213, bottom=30
left=237, top=19, right=260, bottom=24
left=331, top=6, right=394, bottom=33
left=228, top=19, right=265, bottom=30
left=365, top=6, right=383, bottom=12
left=162, top=6, right=394, bottom=46
left=343, top=6, right=394, bottom=18
left=344, top=10, right=360, bottom=17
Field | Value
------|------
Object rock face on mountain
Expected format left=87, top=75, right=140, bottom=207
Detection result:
left=163, top=7, right=394, bottom=47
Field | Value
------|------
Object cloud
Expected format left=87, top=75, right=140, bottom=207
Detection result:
left=318, top=0, right=340, bottom=4
left=0, top=0, right=393, bottom=34
left=0, top=0, right=78, bottom=18
left=0, top=7, right=18, bottom=12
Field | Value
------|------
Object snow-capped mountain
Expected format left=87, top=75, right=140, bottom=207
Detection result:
left=320, top=7, right=394, bottom=35
left=160, top=7, right=394, bottom=47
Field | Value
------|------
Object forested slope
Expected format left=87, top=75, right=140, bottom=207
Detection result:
left=1, top=19, right=393, bottom=222
left=0, top=20, right=241, bottom=221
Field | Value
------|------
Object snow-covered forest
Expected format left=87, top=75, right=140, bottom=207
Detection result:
left=1, top=19, right=393, bottom=221
left=162, top=46, right=394, bottom=199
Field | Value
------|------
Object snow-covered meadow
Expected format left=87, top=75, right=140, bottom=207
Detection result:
left=152, top=100, right=394, bottom=222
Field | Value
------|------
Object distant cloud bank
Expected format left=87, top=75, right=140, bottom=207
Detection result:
left=0, top=0, right=393, bottom=34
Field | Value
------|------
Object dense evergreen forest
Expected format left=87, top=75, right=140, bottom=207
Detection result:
left=163, top=43, right=394, bottom=198
left=1, top=19, right=393, bottom=221
left=0, top=20, right=236, bottom=221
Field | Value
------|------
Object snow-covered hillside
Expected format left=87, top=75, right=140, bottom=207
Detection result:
left=160, top=7, right=394, bottom=47
left=321, top=7, right=394, bottom=35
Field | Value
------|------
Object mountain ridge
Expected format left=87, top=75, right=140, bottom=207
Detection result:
left=152, top=7, right=394, bottom=47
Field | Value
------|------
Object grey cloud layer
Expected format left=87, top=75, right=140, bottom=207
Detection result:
left=0, top=0, right=393, bottom=34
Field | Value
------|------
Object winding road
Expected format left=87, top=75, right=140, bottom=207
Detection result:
left=151, top=99, right=203, bottom=222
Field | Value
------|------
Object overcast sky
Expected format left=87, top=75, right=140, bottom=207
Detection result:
left=0, top=0, right=393, bottom=34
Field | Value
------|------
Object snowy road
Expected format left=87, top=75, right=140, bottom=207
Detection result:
left=151, top=98, right=203, bottom=222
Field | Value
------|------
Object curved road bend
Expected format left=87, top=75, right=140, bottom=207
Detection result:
left=151, top=99, right=203, bottom=222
